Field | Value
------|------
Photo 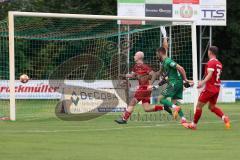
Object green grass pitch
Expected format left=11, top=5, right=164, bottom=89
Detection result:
left=0, top=101, right=239, bottom=160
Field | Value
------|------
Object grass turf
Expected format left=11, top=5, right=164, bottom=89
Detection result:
left=0, top=100, right=239, bottom=160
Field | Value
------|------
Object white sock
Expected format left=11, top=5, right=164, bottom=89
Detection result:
left=181, top=117, right=186, bottom=121
left=172, top=104, right=176, bottom=109
left=222, top=115, right=226, bottom=120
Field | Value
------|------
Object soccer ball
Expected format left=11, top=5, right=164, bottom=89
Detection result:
left=20, top=74, right=29, bottom=83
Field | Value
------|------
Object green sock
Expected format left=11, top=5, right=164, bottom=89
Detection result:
left=160, top=98, right=185, bottom=118
left=178, top=109, right=184, bottom=118
left=160, top=98, right=173, bottom=107
left=175, top=101, right=184, bottom=118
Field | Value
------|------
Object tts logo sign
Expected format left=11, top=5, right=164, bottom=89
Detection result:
left=202, top=9, right=225, bottom=18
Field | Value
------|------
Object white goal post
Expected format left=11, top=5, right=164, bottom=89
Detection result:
left=8, top=11, right=198, bottom=121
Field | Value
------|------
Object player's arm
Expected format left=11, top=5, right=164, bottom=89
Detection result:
left=160, top=26, right=168, bottom=51
left=198, top=69, right=214, bottom=88
left=153, top=70, right=161, bottom=78
left=176, top=64, right=188, bottom=82
left=126, top=72, right=136, bottom=79
left=149, top=71, right=158, bottom=85
left=176, top=64, right=194, bottom=88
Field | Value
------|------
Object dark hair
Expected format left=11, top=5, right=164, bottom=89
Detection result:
left=156, top=47, right=166, bottom=55
left=209, top=46, right=219, bottom=55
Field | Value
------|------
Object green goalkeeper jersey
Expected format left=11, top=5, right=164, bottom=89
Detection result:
left=162, top=57, right=182, bottom=83
left=161, top=57, right=183, bottom=99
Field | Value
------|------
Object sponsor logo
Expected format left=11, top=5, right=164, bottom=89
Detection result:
left=0, top=85, right=59, bottom=93
left=146, top=4, right=172, bottom=17
left=180, top=5, right=193, bottom=18
left=97, top=107, right=125, bottom=112
left=71, top=91, right=80, bottom=106
left=62, top=88, right=125, bottom=117
left=201, top=9, right=225, bottom=19
left=175, top=5, right=198, bottom=18
left=146, top=8, right=171, bottom=14
left=68, top=90, right=118, bottom=101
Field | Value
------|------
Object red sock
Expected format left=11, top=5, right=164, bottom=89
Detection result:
left=194, top=108, right=202, bottom=124
left=210, top=106, right=224, bottom=118
left=154, top=105, right=164, bottom=111
left=122, top=111, right=132, bottom=121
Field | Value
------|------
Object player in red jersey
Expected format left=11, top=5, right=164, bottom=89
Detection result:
left=183, top=46, right=230, bottom=130
left=115, top=51, right=166, bottom=124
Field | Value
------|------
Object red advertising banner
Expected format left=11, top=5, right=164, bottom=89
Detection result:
left=173, top=0, right=199, bottom=4
left=120, top=20, right=142, bottom=25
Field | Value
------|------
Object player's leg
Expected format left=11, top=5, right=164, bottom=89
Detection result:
left=142, top=101, right=164, bottom=112
left=158, top=83, right=183, bottom=119
left=152, top=93, right=172, bottom=115
left=162, top=104, right=173, bottom=115
left=151, top=88, right=173, bottom=116
left=157, top=94, right=180, bottom=119
left=171, top=99, right=187, bottom=123
left=182, top=101, right=206, bottom=130
left=170, top=83, right=186, bottom=121
left=140, top=92, right=164, bottom=112
left=115, top=98, right=138, bottom=124
left=208, top=94, right=231, bottom=129
left=115, top=87, right=143, bottom=124
left=184, top=90, right=209, bottom=129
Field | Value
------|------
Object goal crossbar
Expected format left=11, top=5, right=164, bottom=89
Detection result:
left=9, top=11, right=195, bottom=22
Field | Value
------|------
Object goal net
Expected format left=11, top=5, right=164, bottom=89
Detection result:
left=0, top=12, right=197, bottom=121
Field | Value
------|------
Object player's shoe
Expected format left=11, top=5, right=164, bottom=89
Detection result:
left=188, top=123, right=197, bottom=130
left=180, top=118, right=188, bottom=127
left=183, top=122, right=197, bottom=130
left=181, top=118, right=187, bottom=124
left=115, top=118, right=127, bottom=124
left=182, top=122, right=189, bottom=128
left=173, top=106, right=181, bottom=120
left=223, top=116, right=231, bottom=129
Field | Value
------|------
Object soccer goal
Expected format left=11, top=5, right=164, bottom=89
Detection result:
left=0, top=11, right=197, bottom=121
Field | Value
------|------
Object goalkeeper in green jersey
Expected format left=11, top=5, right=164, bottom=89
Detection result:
left=151, top=26, right=192, bottom=124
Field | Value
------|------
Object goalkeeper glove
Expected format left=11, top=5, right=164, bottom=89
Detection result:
left=158, top=79, right=167, bottom=86
left=183, top=81, right=191, bottom=88
left=160, top=26, right=167, bottom=38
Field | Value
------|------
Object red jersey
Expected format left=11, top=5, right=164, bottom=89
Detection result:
left=204, top=58, right=222, bottom=93
left=132, top=63, right=152, bottom=86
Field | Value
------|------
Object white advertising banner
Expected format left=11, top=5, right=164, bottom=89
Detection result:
left=0, top=80, right=125, bottom=99
left=117, top=0, right=145, bottom=24
left=218, top=88, right=236, bottom=103
left=0, top=80, right=128, bottom=113
left=0, top=80, right=61, bottom=99
left=182, top=87, right=236, bottom=103
left=198, top=0, right=226, bottom=26
left=0, top=80, right=235, bottom=103
left=172, top=0, right=199, bottom=20
left=63, top=88, right=127, bottom=114
left=118, top=3, right=145, bottom=17
left=117, top=0, right=227, bottom=26
left=182, top=88, right=195, bottom=103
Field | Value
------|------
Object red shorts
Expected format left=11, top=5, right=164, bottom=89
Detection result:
left=198, top=89, right=219, bottom=105
left=134, top=86, right=151, bottom=104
